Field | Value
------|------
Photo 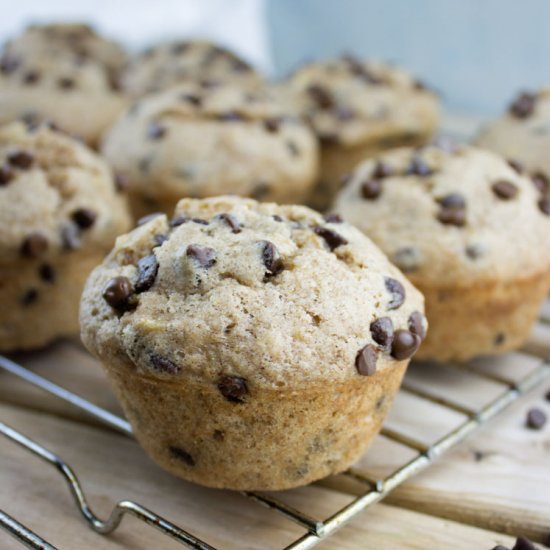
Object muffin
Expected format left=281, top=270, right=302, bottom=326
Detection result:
left=0, top=120, right=131, bottom=352
left=284, top=54, right=439, bottom=211
left=80, top=196, right=425, bottom=490
left=122, top=40, right=263, bottom=98
left=101, top=82, right=318, bottom=219
left=333, top=144, right=550, bottom=362
left=0, top=23, right=128, bottom=146
left=476, top=88, right=550, bottom=195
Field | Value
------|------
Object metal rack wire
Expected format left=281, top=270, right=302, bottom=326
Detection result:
left=1, top=342, right=549, bottom=550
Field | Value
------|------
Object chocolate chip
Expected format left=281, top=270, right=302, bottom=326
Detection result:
left=150, top=353, right=180, bottom=375
left=218, top=375, right=248, bottom=403
left=314, top=226, right=348, bottom=251
left=385, top=277, right=405, bottom=310
left=491, top=546, right=509, bottom=550
left=8, top=150, right=34, bottom=169
left=355, top=344, right=378, bottom=376
left=465, top=243, right=486, bottom=260
left=408, top=311, right=426, bottom=340
left=438, top=193, right=466, bottom=209
left=137, top=212, right=163, bottom=226
left=263, top=118, right=280, bottom=132
left=509, top=92, right=536, bottom=118
left=492, top=180, right=518, bottom=200
left=102, top=276, right=134, bottom=311
left=261, top=241, right=284, bottom=276
left=114, top=173, right=129, bottom=192
left=360, top=179, right=382, bottom=199
left=526, top=408, right=546, bottom=430
left=170, top=215, right=189, bottom=227
left=370, top=317, right=394, bottom=350
left=372, top=161, right=393, bottom=179
left=23, top=70, right=40, bottom=85
left=21, top=232, right=48, bottom=258
left=168, top=446, right=195, bottom=466
left=512, top=536, right=537, bottom=550
left=148, top=121, right=166, bottom=140
left=135, top=254, right=159, bottom=293
left=58, top=77, right=75, bottom=90
left=391, top=329, right=421, bottom=360
left=0, top=164, right=14, bottom=185
left=153, top=234, right=168, bottom=247
left=272, top=215, right=283, bottom=222
left=287, top=140, right=300, bottom=157
left=186, top=245, right=216, bottom=268
left=192, top=218, right=209, bottom=225
left=532, top=172, right=549, bottom=193
left=494, top=332, right=506, bottom=345
left=342, top=54, right=382, bottom=84
left=0, top=54, right=20, bottom=74
left=72, top=208, right=97, bottom=229
left=538, top=196, right=550, bottom=215
left=307, top=84, right=334, bottom=109
left=180, top=93, right=202, bottom=107
left=251, top=182, right=271, bottom=199
left=39, top=263, right=55, bottom=283
left=392, top=247, right=421, bottom=272
left=217, top=213, right=242, bottom=233
left=437, top=207, right=466, bottom=227
left=60, top=224, right=81, bottom=250
left=318, top=132, right=339, bottom=144
left=22, top=289, right=38, bottom=306
left=324, top=213, right=343, bottom=223
left=407, top=157, right=432, bottom=176
left=507, top=159, right=524, bottom=174
left=171, top=42, right=189, bottom=55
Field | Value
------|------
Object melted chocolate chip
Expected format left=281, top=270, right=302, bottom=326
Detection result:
left=538, top=196, right=550, bottom=215
left=8, top=150, right=34, bottom=169
left=187, top=245, right=216, bottom=268
left=391, top=329, right=421, bottom=360
left=324, top=213, right=343, bottom=223
left=361, top=179, right=382, bottom=199
left=509, top=92, right=536, bottom=118
left=438, top=193, right=466, bottom=209
left=372, top=161, right=393, bottom=179
left=314, top=226, right=348, bottom=251
left=261, top=241, right=284, bottom=276
left=22, top=289, right=38, bottom=306
left=355, top=344, right=378, bottom=376
left=148, top=121, right=166, bottom=140
left=385, top=277, right=405, bottom=310
left=492, top=180, right=518, bottom=200
left=135, top=254, right=159, bottom=293
left=0, top=164, right=14, bottom=185
left=39, top=263, right=55, bottom=283
left=168, top=446, right=195, bottom=466
left=307, top=84, right=334, bottom=109
left=21, top=232, right=48, bottom=258
left=218, top=375, right=248, bottom=402
left=263, top=118, right=280, bottom=132
left=526, top=408, right=546, bottom=430
left=150, top=353, right=180, bottom=375
left=72, top=208, right=97, bottom=229
left=407, top=157, right=432, bottom=176
left=102, top=276, right=134, bottom=311
left=217, top=213, right=242, bottom=233
left=137, top=212, right=163, bottom=226
left=532, top=171, right=549, bottom=193
left=370, top=317, right=394, bottom=350
left=408, top=311, right=426, bottom=340
left=60, top=224, right=81, bottom=250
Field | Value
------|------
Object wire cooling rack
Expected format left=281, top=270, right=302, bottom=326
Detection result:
left=1, top=327, right=549, bottom=549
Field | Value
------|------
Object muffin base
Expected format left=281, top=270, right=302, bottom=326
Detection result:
left=0, top=252, right=103, bottom=352
left=414, top=269, right=550, bottom=362
left=102, top=357, right=409, bottom=491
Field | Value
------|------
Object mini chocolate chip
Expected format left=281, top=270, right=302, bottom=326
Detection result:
left=22, top=289, right=38, bottom=306
left=407, top=157, right=432, bottom=176
left=187, top=245, right=216, bottom=268
left=0, top=164, right=14, bottom=185
left=370, top=317, right=394, bottom=350
left=102, top=276, right=134, bottom=311
left=391, top=329, right=421, bottom=360
left=361, top=179, right=382, bottom=199
left=60, top=224, right=81, bottom=250
left=492, top=180, right=518, bottom=200
left=58, top=77, right=75, bottom=90
left=114, top=173, right=129, bottom=192
left=526, top=408, right=546, bottom=430
left=218, top=375, right=248, bottom=403
left=23, top=70, right=40, bottom=84
left=263, top=118, right=280, bottom=132
left=408, top=311, right=426, bottom=340
left=538, top=196, right=550, bottom=215
left=135, top=254, right=159, bottom=293
left=372, top=161, right=393, bottom=179
left=392, top=247, right=421, bottom=272
left=150, top=353, right=180, bottom=375
left=192, top=218, right=209, bottom=225
left=507, top=159, right=524, bottom=174
left=385, top=277, right=405, bottom=310
left=512, top=536, right=537, bottom=550
left=148, top=121, right=166, bottom=139
left=180, top=93, right=202, bottom=107
left=324, top=213, right=343, bottom=223
left=437, top=207, right=466, bottom=227
left=261, top=241, right=284, bottom=276
left=438, top=193, right=466, bottom=209
left=532, top=171, right=549, bottom=193
left=217, top=213, right=242, bottom=233
left=307, top=84, right=334, bottom=109
left=21, top=232, right=49, bottom=258
left=137, top=212, right=163, bottom=226
left=314, top=226, right=348, bottom=251
left=153, top=234, right=168, bottom=247
left=39, top=263, right=55, bottom=283
left=355, top=344, right=378, bottom=376
left=8, top=150, right=34, bottom=169
left=168, top=446, right=195, bottom=466
left=72, top=208, right=97, bottom=229
left=287, top=140, right=300, bottom=157
left=509, top=92, right=536, bottom=118
left=170, top=215, right=189, bottom=227
left=219, top=111, right=243, bottom=122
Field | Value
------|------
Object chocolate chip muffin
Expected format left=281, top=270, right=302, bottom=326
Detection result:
left=283, top=54, right=439, bottom=211
left=101, top=82, right=318, bottom=219
left=0, top=120, right=131, bottom=352
left=334, top=144, right=550, bottom=362
left=0, top=23, right=128, bottom=146
left=475, top=88, right=550, bottom=198
left=80, top=196, right=425, bottom=490
left=122, top=40, right=263, bottom=98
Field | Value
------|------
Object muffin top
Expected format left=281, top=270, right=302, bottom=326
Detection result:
left=122, top=40, right=263, bottom=98
left=101, top=81, right=318, bottom=203
left=283, top=54, right=439, bottom=147
left=334, top=144, right=550, bottom=287
left=0, top=121, right=131, bottom=266
left=475, top=88, right=550, bottom=186
left=80, top=196, right=425, bottom=391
